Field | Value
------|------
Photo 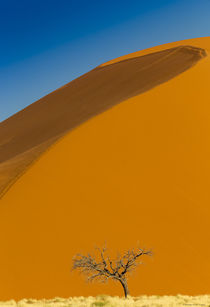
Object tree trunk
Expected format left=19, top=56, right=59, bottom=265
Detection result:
left=119, top=278, right=129, bottom=298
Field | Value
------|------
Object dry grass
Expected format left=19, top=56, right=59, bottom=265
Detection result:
left=0, top=295, right=210, bottom=307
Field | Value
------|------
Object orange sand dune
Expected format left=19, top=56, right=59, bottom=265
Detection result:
left=0, top=37, right=210, bottom=299
left=0, top=44, right=206, bottom=197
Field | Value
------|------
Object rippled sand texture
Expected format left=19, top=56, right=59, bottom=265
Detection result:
left=0, top=37, right=210, bottom=300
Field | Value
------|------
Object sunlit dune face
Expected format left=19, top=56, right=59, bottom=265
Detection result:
left=0, top=45, right=206, bottom=197
left=0, top=37, right=210, bottom=300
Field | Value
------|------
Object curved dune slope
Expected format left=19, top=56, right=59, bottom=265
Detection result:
left=0, top=37, right=210, bottom=299
left=0, top=45, right=206, bottom=197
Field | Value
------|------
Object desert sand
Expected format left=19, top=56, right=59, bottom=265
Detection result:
left=0, top=37, right=210, bottom=300
left=0, top=44, right=206, bottom=197
left=1, top=295, right=210, bottom=307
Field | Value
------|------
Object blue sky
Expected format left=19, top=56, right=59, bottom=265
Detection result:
left=0, top=0, right=210, bottom=121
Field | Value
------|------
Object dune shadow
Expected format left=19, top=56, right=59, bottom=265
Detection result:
left=0, top=45, right=206, bottom=196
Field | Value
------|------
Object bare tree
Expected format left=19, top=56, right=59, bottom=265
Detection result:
left=72, top=244, right=152, bottom=298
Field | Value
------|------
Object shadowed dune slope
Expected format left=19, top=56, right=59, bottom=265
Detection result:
left=0, top=37, right=210, bottom=299
left=0, top=44, right=206, bottom=196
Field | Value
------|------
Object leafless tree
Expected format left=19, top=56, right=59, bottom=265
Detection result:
left=72, top=244, right=152, bottom=298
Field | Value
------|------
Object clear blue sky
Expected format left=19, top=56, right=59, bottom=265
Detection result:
left=0, top=0, right=210, bottom=122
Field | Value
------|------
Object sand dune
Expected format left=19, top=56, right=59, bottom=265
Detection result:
left=0, top=37, right=210, bottom=300
left=0, top=45, right=206, bottom=196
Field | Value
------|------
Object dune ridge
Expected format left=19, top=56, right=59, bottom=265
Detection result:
left=0, top=44, right=206, bottom=197
left=0, top=37, right=210, bottom=300
left=100, top=36, right=209, bottom=67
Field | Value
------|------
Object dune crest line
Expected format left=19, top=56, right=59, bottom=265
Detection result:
left=0, top=45, right=206, bottom=197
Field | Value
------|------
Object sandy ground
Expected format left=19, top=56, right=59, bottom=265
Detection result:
left=0, top=37, right=210, bottom=299
left=1, top=296, right=210, bottom=307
